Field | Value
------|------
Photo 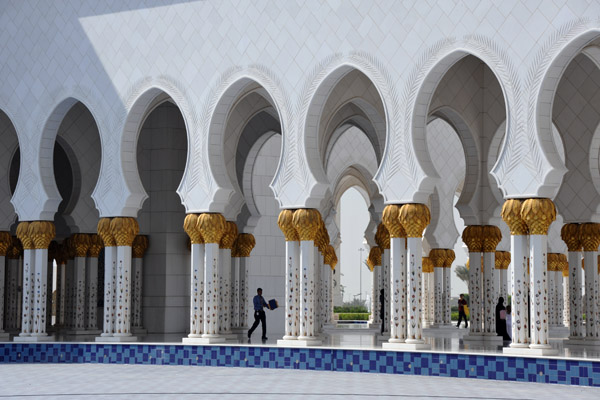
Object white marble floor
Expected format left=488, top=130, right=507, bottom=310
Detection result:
left=1, top=363, right=599, bottom=399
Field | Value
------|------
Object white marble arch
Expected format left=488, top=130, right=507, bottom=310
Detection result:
left=12, top=96, right=105, bottom=222
left=278, top=62, right=388, bottom=210
left=107, top=85, right=192, bottom=218
left=0, top=110, right=20, bottom=231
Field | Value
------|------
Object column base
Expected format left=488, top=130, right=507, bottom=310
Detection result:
left=549, top=326, right=569, bottom=338
left=95, top=335, right=138, bottom=342
left=183, top=336, right=226, bottom=344
left=564, top=337, right=600, bottom=347
left=281, top=337, right=321, bottom=347
left=503, top=346, right=559, bottom=356
left=382, top=341, right=431, bottom=350
left=376, top=333, right=390, bottom=342
left=462, top=334, right=503, bottom=343
left=14, top=334, right=55, bottom=342
left=69, top=329, right=93, bottom=335
left=131, top=327, right=147, bottom=335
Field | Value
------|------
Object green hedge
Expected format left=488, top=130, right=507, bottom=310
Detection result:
left=334, top=306, right=368, bottom=313
left=338, top=313, right=370, bottom=320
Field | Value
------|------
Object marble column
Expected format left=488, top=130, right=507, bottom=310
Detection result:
left=442, top=250, right=455, bottom=325
left=56, top=248, right=67, bottom=328
left=292, top=209, right=321, bottom=345
left=15, top=221, right=55, bottom=342
left=429, top=249, right=446, bottom=327
left=5, top=238, right=21, bottom=332
left=482, top=225, right=502, bottom=339
left=46, top=242, right=56, bottom=331
left=463, top=225, right=483, bottom=338
left=198, top=213, right=226, bottom=343
left=234, top=233, right=255, bottom=334
left=375, top=223, right=390, bottom=335
left=382, top=205, right=407, bottom=347
left=521, top=198, right=557, bottom=355
left=370, top=264, right=380, bottom=325
left=183, top=214, right=205, bottom=343
left=547, top=253, right=558, bottom=328
left=111, top=218, right=139, bottom=341
left=579, top=223, right=600, bottom=343
left=561, top=223, right=583, bottom=341
left=97, top=218, right=116, bottom=340
left=16, top=222, right=35, bottom=338
left=368, top=246, right=383, bottom=329
left=561, top=255, right=570, bottom=327
left=501, top=200, right=529, bottom=351
left=218, top=221, right=237, bottom=336
left=131, top=235, right=148, bottom=333
left=397, top=204, right=430, bottom=349
left=556, top=255, right=565, bottom=328
left=421, top=257, right=434, bottom=327
left=0, top=232, right=10, bottom=339
left=86, top=235, right=103, bottom=331
left=72, top=233, right=91, bottom=334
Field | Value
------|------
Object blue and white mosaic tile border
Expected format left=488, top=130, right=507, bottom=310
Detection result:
left=1, top=343, right=599, bottom=386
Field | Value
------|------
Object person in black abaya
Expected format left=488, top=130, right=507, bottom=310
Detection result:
left=495, top=297, right=511, bottom=341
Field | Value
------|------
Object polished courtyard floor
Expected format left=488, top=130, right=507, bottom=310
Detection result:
left=1, top=363, right=598, bottom=399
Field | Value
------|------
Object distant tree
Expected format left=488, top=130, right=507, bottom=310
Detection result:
left=455, top=265, right=469, bottom=291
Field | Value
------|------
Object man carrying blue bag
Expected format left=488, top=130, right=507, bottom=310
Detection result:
left=248, top=288, right=276, bottom=341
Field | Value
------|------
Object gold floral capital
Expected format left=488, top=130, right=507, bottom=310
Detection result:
left=375, top=223, right=390, bottom=250
left=183, top=214, right=204, bottom=244
left=97, top=218, right=116, bottom=247
left=88, top=234, right=104, bottom=257
left=422, top=257, right=434, bottom=273
left=444, top=249, right=456, bottom=268
left=482, top=225, right=502, bottom=253
left=578, top=223, right=600, bottom=252
left=368, top=246, right=382, bottom=267
left=462, top=225, right=483, bottom=253
left=382, top=204, right=406, bottom=238
left=561, top=223, right=581, bottom=252
left=292, top=209, right=321, bottom=241
left=132, top=235, right=149, bottom=258
left=219, top=221, right=238, bottom=250
left=429, top=248, right=447, bottom=269
left=236, top=233, right=256, bottom=257
left=398, top=203, right=430, bottom=238
left=520, top=198, right=556, bottom=235
left=197, top=213, right=226, bottom=244
left=110, top=217, right=139, bottom=247
left=0, top=231, right=11, bottom=256
left=71, top=233, right=91, bottom=257
left=501, top=199, right=528, bottom=235
left=278, top=209, right=299, bottom=241
left=16, top=221, right=33, bottom=250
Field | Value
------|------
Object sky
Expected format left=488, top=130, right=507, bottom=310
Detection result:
left=338, top=188, right=468, bottom=306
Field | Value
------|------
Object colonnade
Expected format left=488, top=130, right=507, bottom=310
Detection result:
left=276, top=209, right=337, bottom=346
left=182, top=213, right=257, bottom=344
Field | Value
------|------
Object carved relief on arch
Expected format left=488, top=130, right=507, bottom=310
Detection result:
left=179, top=66, right=289, bottom=215
left=13, top=86, right=107, bottom=221
left=92, top=76, right=197, bottom=218
left=376, top=37, right=518, bottom=205
left=498, top=20, right=595, bottom=199
left=272, top=52, right=393, bottom=209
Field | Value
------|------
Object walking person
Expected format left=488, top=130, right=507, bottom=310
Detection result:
left=248, top=288, right=271, bottom=341
left=456, top=294, right=468, bottom=328
left=506, top=305, right=512, bottom=340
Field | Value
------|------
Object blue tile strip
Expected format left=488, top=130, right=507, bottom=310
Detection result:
left=0, top=343, right=598, bottom=387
